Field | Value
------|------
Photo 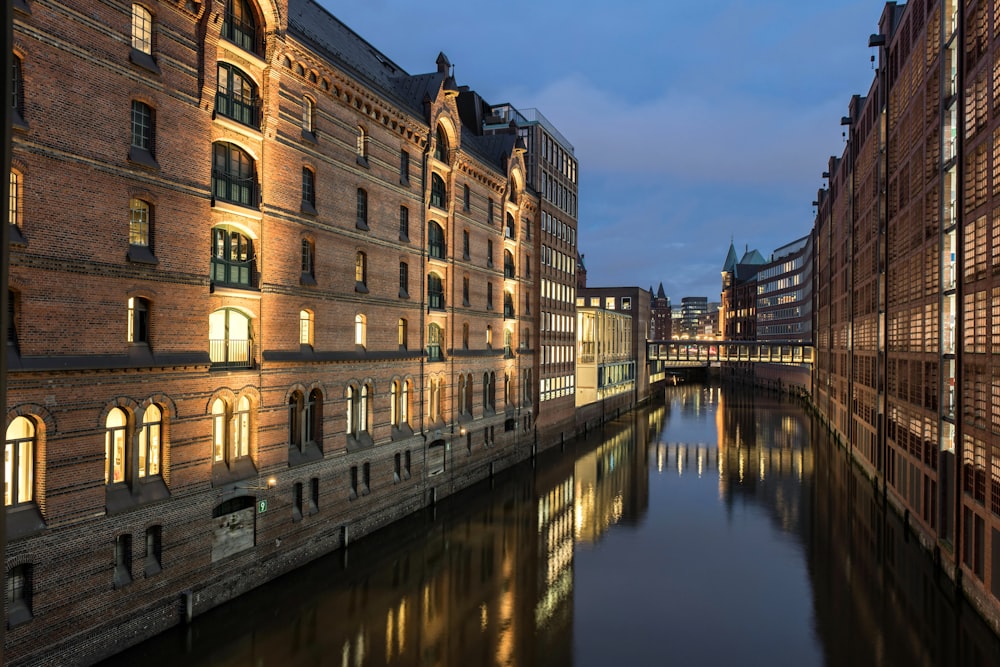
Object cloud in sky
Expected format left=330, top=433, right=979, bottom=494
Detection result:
left=319, top=0, right=882, bottom=299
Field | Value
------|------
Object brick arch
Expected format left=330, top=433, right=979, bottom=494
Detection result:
left=126, top=185, right=158, bottom=204
left=6, top=403, right=56, bottom=438
left=141, top=392, right=177, bottom=419
left=98, top=396, right=142, bottom=427
left=205, top=387, right=238, bottom=413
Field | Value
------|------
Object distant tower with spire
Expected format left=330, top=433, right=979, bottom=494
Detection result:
left=651, top=282, right=672, bottom=339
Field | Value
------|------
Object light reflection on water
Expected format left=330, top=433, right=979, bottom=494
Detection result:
left=102, top=384, right=1000, bottom=667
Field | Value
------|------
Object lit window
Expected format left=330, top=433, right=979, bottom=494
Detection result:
left=212, top=396, right=251, bottom=464
left=131, top=4, right=153, bottom=55
left=105, top=408, right=128, bottom=485
left=209, top=307, right=253, bottom=368
left=129, top=198, right=151, bottom=247
left=303, top=97, right=315, bottom=134
left=355, top=252, right=367, bottom=290
left=299, top=309, right=313, bottom=345
left=4, top=416, right=34, bottom=506
left=356, top=125, right=368, bottom=161
left=354, top=314, right=366, bottom=347
left=9, top=169, right=22, bottom=229
left=137, top=405, right=161, bottom=478
left=397, top=318, right=408, bottom=349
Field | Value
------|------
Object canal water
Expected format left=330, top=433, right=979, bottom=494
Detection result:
left=102, top=384, right=1000, bottom=666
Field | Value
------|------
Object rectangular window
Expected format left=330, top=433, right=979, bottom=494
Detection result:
left=463, top=184, right=470, bottom=211
left=399, top=206, right=410, bottom=240
left=362, top=462, right=371, bottom=495
left=399, top=262, right=409, bottom=297
left=400, top=150, right=410, bottom=184
left=463, top=230, right=470, bottom=260
left=310, top=477, right=319, bottom=513
left=114, top=534, right=133, bottom=588
left=293, top=482, right=303, bottom=520
left=144, top=526, right=162, bottom=576
left=130, top=101, right=154, bottom=155
left=487, top=240, right=494, bottom=267
left=394, top=452, right=402, bottom=483
left=349, top=466, right=358, bottom=500
left=404, top=449, right=411, bottom=479
left=463, top=277, right=470, bottom=306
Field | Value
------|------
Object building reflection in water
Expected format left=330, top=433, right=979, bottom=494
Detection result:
left=101, top=384, right=1000, bottom=667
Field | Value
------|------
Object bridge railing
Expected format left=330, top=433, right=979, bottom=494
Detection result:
left=647, top=340, right=814, bottom=366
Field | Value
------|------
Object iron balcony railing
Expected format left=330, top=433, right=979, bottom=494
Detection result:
left=212, top=170, right=259, bottom=209
left=211, top=257, right=255, bottom=288
left=210, top=338, right=253, bottom=368
left=214, top=91, right=261, bottom=129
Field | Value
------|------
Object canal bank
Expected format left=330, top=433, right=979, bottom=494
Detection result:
left=99, top=384, right=1000, bottom=667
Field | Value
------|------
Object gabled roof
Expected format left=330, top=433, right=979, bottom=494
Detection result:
left=740, top=249, right=766, bottom=265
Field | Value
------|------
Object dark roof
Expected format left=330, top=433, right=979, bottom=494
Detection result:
left=286, top=0, right=512, bottom=172
left=740, top=249, right=766, bottom=265
left=657, top=282, right=666, bottom=298
left=722, top=242, right=739, bottom=272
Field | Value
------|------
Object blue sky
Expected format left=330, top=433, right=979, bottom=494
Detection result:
left=319, top=1, right=882, bottom=302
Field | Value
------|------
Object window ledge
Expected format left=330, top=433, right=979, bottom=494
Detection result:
left=12, top=110, right=28, bottom=132
left=8, top=224, right=28, bottom=247
left=129, top=48, right=161, bottom=76
left=356, top=156, right=369, bottom=169
left=400, top=176, right=410, bottom=187
left=143, top=559, right=162, bottom=578
left=356, top=220, right=369, bottom=232
left=113, top=566, right=133, bottom=589
left=288, top=443, right=323, bottom=467
left=301, top=129, right=317, bottom=144
left=300, top=273, right=317, bottom=286
left=127, top=244, right=158, bottom=265
left=355, top=283, right=369, bottom=294
left=300, top=200, right=317, bottom=216
left=398, top=289, right=409, bottom=299
left=6, top=502, right=45, bottom=540
left=7, top=602, right=32, bottom=628
left=128, top=146, right=160, bottom=170
left=399, top=233, right=410, bottom=243
left=13, top=0, right=30, bottom=14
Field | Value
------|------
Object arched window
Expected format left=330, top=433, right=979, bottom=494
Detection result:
left=361, top=384, right=370, bottom=433
left=434, top=125, right=448, bottom=162
left=212, top=142, right=258, bottom=208
left=346, top=386, right=358, bottom=436
left=222, top=0, right=263, bottom=57
left=486, top=324, right=493, bottom=348
left=504, top=372, right=511, bottom=407
left=216, top=63, right=259, bottom=128
left=391, top=379, right=410, bottom=428
left=356, top=125, right=368, bottom=161
left=212, top=396, right=251, bottom=465
left=299, top=309, right=313, bottom=346
left=138, top=404, right=162, bottom=478
left=303, top=97, right=315, bottom=135
left=488, top=372, right=497, bottom=411
left=504, top=328, right=513, bottom=357
left=428, top=221, right=446, bottom=259
left=131, top=4, right=153, bottom=55
left=505, top=212, right=516, bottom=239
left=429, top=378, right=442, bottom=423
left=504, top=291, right=515, bottom=319
left=211, top=225, right=255, bottom=287
left=504, top=249, right=515, bottom=278
left=209, top=308, right=253, bottom=367
left=430, top=173, right=446, bottom=209
left=427, top=273, right=444, bottom=310
left=354, top=314, right=366, bottom=348
left=390, top=380, right=401, bottom=427
left=105, top=409, right=128, bottom=485
left=458, top=374, right=467, bottom=415
left=462, top=322, right=469, bottom=349
left=427, top=323, right=443, bottom=361
left=5, top=416, right=34, bottom=506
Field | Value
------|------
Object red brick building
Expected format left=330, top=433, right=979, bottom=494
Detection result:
left=5, top=0, right=566, bottom=662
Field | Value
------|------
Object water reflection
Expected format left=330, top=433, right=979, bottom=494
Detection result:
left=102, top=384, right=999, bottom=667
